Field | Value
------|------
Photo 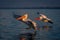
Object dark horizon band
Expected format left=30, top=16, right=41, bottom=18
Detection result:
left=0, top=7, right=60, bottom=9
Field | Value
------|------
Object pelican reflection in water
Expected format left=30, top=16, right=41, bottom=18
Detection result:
left=19, top=32, right=36, bottom=40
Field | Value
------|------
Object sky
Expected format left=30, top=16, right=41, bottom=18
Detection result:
left=0, top=0, right=60, bottom=8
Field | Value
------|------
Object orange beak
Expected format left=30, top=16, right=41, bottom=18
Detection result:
left=35, top=17, right=40, bottom=20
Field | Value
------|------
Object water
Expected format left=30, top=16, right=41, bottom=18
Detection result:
left=0, top=9, right=60, bottom=40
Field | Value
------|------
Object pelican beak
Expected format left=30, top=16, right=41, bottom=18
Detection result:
left=35, top=17, right=40, bottom=20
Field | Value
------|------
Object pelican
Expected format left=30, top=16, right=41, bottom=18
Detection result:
left=35, top=13, right=53, bottom=24
left=14, top=13, right=37, bottom=32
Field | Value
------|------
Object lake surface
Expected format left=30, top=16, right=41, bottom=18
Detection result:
left=0, top=9, right=60, bottom=40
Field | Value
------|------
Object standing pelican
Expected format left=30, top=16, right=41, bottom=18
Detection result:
left=13, top=13, right=37, bottom=32
left=35, top=12, right=53, bottom=24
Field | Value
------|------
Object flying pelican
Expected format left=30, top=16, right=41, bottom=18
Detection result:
left=35, top=12, right=53, bottom=24
left=13, top=13, right=38, bottom=32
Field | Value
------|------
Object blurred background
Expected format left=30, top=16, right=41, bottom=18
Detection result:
left=0, top=0, right=60, bottom=9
